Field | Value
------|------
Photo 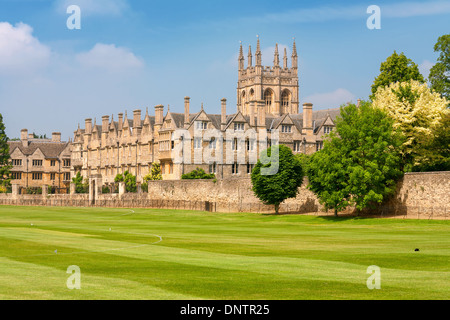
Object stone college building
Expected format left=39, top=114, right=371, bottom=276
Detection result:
left=9, top=39, right=341, bottom=190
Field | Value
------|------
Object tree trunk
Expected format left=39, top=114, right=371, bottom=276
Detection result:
left=334, top=208, right=338, bottom=217
left=275, top=203, right=280, bottom=214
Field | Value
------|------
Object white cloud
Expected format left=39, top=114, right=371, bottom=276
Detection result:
left=0, top=22, right=51, bottom=75
left=419, top=60, right=434, bottom=79
left=54, top=0, right=129, bottom=16
left=302, top=88, right=356, bottom=109
left=76, top=43, right=144, bottom=72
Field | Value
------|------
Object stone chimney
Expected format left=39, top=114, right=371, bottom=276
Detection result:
left=184, top=97, right=190, bottom=127
left=303, top=103, right=313, bottom=135
left=52, top=132, right=61, bottom=142
left=118, top=113, right=123, bottom=131
left=102, top=116, right=110, bottom=133
left=21, top=129, right=28, bottom=148
left=133, top=109, right=142, bottom=128
left=85, top=118, right=92, bottom=134
left=155, top=105, right=164, bottom=127
left=221, top=98, right=227, bottom=131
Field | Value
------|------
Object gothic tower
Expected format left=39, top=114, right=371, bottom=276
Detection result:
left=237, top=37, right=299, bottom=117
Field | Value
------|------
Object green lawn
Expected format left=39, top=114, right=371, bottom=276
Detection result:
left=0, top=205, right=448, bottom=300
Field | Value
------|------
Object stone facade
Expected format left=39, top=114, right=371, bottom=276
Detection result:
left=7, top=129, right=72, bottom=192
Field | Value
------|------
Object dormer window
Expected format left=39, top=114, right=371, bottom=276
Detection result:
left=281, top=125, right=292, bottom=133
left=234, top=123, right=245, bottom=131
left=195, top=121, right=207, bottom=130
left=324, top=126, right=333, bottom=134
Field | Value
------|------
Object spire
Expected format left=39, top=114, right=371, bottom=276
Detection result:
left=292, top=38, right=297, bottom=57
left=291, top=38, right=298, bottom=69
left=283, top=47, right=288, bottom=69
left=123, top=111, right=129, bottom=128
left=248, top=45, right=253, bottom=67
left=274, top=43, right=280, bottom=67
left=201, top=102, right=204, bottom=111
left=143, top=107, right=150, bottom=126
left=110, top=114, right=115, bottom=131
left=238, top=41, right=245, bottom=71
left=255, top=35, right=262, bottom=66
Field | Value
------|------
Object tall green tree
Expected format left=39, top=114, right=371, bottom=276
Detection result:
left=72, top=172, right=89, bottom=194
left=307, top=102, right=404, bottom=216
left=429, top=34, right=450, bottom=100
left=370, top=51, right=425, bottom=100
left=251, top=145, right=304, bottom=214
left=0, top=113, right=12, bottom=190
left=116, top=170, right=137, bottom=193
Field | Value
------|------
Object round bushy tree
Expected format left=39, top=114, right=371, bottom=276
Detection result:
left=372, top=80, right=449, bottom=171
left=307, top=102, right=404, bottom=216
left=251, top=144, right=304, bottom=214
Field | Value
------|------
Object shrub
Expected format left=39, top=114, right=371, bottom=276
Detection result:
left=181, top=168, right=215, bottom=180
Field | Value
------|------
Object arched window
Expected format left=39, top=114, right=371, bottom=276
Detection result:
left=264, top=89, right=273, bottom=113
left=281, top=90, right=291, bottom=114
left=241, top=91, right=246, bottom=113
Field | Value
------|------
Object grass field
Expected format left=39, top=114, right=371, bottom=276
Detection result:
left=0, top=205, right=449, bottom=300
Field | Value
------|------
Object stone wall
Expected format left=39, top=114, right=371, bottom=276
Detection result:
left=370, top=171, right=449, bottom=219
left=0, top=172, right=448, bottom=218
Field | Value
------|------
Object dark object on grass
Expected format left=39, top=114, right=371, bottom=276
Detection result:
left=415, top=248, right=420, bottom=252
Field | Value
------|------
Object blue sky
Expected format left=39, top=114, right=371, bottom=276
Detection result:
left=0, top=0, right=449, bottom=139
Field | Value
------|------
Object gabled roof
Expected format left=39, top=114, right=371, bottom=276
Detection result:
left=8, top=141, right=70, bottom=159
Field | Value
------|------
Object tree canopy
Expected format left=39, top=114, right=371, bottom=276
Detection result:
left=370, top=51, right=425, bottom=100
left=429, top=34, right=450, bottom=100
left=372, top=80, right=449, bottom=171
left=144, top=162, right=162, bottom=181
left=251, top=144, right=304, bottom=214
left=307, top=102, right=404, bottom=216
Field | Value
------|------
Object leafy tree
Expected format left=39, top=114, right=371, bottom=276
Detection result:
left=411, top=112, right=450, bottom=172
left=114, top=173, right=124, bottom=183
left=32, top=133, right=47, bottom=139
left=72, top=172, right=89, bottom=194
left=116, top=170, right=137, bottom=193
left=143, top=162, right=162, bottom=181
left=0, top=113, right=12, bottom=189
left=372, top=80, right=449, bottom=171
left=429, top=34, right=450, bottom=100
left=123, top=171, right=137, bottom=193
left=307, top=102, right=404, bottom=216
left=181, top=167, right=215, bottom=180
left=370, top=51, right=425, bottom=100
left=251, top=145, right=304, bottom=214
